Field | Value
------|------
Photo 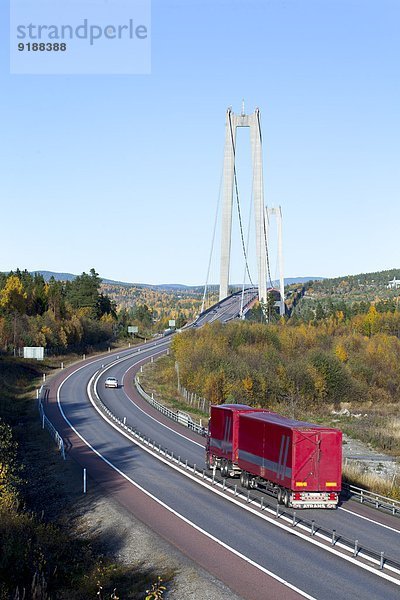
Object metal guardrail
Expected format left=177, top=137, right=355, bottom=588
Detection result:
left=135, top=376, right=207, bottom=437
left=209, top=475, right=400, bottom=575
left=135, top=369, right=400, bottom=518
left=37, top=355, right=398, bottom=522
left=38, top=386, right=66, bottom=460
left=342, top=482, right=400, bottom=517
left=89, top=383, right=400, bottom=577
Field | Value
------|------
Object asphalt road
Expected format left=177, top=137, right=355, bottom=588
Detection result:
left=45, top=295, right=400, bottom=599
left=99, top=358, right=400, bottom=563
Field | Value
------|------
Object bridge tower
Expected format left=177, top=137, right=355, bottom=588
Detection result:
left=219, top=106, right=267, bottom=303
left=266, top=206, right=285, bottom=316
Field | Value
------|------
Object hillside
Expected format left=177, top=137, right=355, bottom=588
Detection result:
left=304, top=268, right=400, bottom=299
left=291, top=268, right=400, bottom=321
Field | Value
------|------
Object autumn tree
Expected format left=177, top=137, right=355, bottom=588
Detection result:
left=47, top=276, right=66, bottom=319
left=0, top=275, right=27, bottom=353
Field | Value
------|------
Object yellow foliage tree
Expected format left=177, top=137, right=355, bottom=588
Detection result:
left=0, top=275, right=27, bottom=351
left=0, top=275, right=27, bottom=313
left=334, top=343, right=348, bottom=363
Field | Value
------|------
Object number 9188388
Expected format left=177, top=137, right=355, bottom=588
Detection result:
left=18, top=43, right=67, bottom=52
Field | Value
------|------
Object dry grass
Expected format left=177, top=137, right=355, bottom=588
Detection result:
left=343, top=463, right=400, bottom=501
left=326, top=405, right=400, bottom=456
left=139, top=357, right=209, bottom=425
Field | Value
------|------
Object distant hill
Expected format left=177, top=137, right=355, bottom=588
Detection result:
left=22, top=271, right=199, bottom=290
left=30, top=270, right=77, bottom=282
left=300, top=267, right=400, bottom=307
left=1, top=270, right=323, bottom=290
left=30, top=272, right=323, bottom=289
left=306, top=268, right=400, bottom=293
left=279, top=277, right=324, bottom=286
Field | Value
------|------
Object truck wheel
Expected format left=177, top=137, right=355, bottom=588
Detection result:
left=205, top=455, right=211, bottom=470
left=240, top=472, right=245, bottom=487
left=221, top=460, right=227, bottom=477
left=244, top=472, right=250, bottom=489
left=277, top=488, right=283, bottom=505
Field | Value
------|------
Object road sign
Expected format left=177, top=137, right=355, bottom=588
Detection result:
left=23, top=346, right=44, bottom=360
left=128, top=326, right=138, bottom=334
left=169, top=319, right=176, bottom=327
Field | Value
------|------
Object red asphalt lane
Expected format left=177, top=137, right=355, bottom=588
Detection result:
left=43, top=350, right=306, bottom=600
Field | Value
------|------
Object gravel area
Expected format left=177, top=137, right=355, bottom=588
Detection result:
left=342, top=434, right=399, bottom=479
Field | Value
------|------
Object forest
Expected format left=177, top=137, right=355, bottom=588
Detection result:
left=170, top=306, right=400, bottom=455
left=0, top=269, right=193, bottom=354
left=0, top=269, right=116, bottom=354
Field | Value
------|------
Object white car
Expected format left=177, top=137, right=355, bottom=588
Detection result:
left=105, top=377, right=118, bottom=389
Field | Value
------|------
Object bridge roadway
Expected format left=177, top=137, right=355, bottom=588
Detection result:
left=46, top=296, right=400, bottom=600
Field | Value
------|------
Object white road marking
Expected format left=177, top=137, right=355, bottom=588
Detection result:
left=85, top=371, right=400, bottom=586
left=100, top=352, right=205, bottom=449
left=55, top=349, right=400, bottom=591
left=339, top=506, right=400, bottom=534
left=56, top=369, right=316, bottom=600
left=101, top=346, right=400, bottom=532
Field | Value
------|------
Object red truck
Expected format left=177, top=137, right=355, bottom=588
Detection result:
left=206, top=404, right=342, bottom=509
left=205, top=404, right=267, bottom=476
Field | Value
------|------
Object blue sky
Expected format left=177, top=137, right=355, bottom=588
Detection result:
left=1, top=0, right=399, bottom=285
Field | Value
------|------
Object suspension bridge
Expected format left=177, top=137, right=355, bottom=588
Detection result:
left=201, top=104, right=285, bottom=320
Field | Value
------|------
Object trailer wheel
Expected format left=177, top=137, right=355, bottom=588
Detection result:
left=240, top=471, right=245, bottom=487
left=277, top=488, right=283, bottom=505
left=283, top=490, right=290, bottom=507
left=221, top=460, right=228, bottom=477
left=244, top=472, right=250, bottom=489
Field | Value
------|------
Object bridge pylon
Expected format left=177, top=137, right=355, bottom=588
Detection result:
left=219, top=106, right=267, bottom=303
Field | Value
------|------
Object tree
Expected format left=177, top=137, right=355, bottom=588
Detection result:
left=309, top=350, right=351, bottom=406
left=0, top=275, right=27, bottom=353
left=46, top=277, right=66, bottom=320
left=65, top=269, right=102, bottom=316
left=266, top=292, right=279, bottom=323
left=0, top=275, right=27, bottom=315
left=132, top=304, right=153, bottom=329
left=315, top=302, right=325, bottom=321
left=95, top=294, right=117, bottom=320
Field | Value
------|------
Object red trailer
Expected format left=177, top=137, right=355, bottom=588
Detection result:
left=205, top=404, right=267, bottom=477
left=237, top=412, right=342, bottom=509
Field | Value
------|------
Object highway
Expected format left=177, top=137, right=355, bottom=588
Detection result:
left=46, top=294, right=400, bottom=600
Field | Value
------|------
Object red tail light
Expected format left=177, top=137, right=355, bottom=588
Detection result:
left=329, top=492, right=337, bottom=501
left=293, top=492, right=301, bottom=501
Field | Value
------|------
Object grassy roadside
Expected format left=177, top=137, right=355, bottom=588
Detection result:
left=141, top=354, right=400, bottom=502
left=0, top=353, right=174, bottom=600
left=138, top=356, right=209, bottom=426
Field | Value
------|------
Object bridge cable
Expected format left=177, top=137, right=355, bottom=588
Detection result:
left=239, top=199, right=253, bottom=317
left=240, top=126, right=257, bottom=317
left=264, top=211, right=274, bottom=291
left=256, top=113, right=274, bottom=292
left=228, top=112, right=254, bottom=286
